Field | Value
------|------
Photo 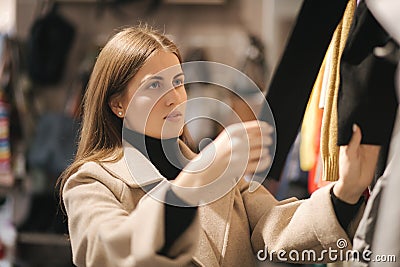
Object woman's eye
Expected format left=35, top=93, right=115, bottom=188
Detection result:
left=172, top=78, right=184, bottom=87
left=148, top=81, right=161, bottom=89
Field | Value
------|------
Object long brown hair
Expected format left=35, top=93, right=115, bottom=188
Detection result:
left=58, top=26, right=193, bottom=199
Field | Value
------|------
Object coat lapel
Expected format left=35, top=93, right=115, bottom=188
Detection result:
left=194, top=188, right=235, bottom=266
left=101, top=141, right=164, bottom=188
left=101, top=140, right=235, bottom=267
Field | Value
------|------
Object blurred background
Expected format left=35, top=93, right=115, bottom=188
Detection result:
left=0, top=0, right=308, bottom=266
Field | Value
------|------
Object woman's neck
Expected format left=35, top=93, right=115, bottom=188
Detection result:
left=122, top=127, right=182, bottom=180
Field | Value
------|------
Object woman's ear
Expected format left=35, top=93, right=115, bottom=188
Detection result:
left=108, top=95, right=125, bottom=118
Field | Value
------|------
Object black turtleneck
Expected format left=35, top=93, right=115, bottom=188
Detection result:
left=123, top=128, right=197, bottom=255
left=123, top=128, right=183, bottom=180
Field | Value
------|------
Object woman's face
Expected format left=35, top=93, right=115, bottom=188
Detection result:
left=122, top=51, right=187, bottom=139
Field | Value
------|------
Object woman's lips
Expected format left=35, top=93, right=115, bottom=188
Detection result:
left=164, top=111, right=183, bottom=122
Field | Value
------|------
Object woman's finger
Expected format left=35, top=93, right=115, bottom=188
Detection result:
left=347, top=124, right=362, bottom=154
left=246, top=147, right=271, bottom=172
left=245, top=156, right=271, bottom=173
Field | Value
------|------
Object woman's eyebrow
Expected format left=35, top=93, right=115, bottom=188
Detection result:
left=173, top=72, right=184, bottom=79
left=140, top=75, right=163, bottom=86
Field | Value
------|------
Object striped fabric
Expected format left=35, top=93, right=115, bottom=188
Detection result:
left=0, top=89, right=13, bottom=186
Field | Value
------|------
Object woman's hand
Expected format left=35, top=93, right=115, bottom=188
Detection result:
left=334, top=124, right=381, bottom=204
left=208, top=120, right=273, bottom=180
left=172, top=120, right=273, bottom=204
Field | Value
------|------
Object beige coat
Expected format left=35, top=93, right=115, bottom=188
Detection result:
left=63, top=141, right=363, bottom=267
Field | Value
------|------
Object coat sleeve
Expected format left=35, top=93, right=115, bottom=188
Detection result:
left=239, top=180, right=364, bottom=264
left=63, top=163, right=200, bottom=267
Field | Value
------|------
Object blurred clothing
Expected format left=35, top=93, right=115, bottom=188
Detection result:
left=260, top=0, right=351, bottom=181
left=320, top=0, right=355, bottom=182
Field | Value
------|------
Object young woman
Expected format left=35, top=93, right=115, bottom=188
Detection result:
left=59, top=26, right=379, bottom=267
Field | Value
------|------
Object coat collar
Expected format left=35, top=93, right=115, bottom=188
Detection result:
left=100, top=139, right=196, bottom=188
left=100, top=140, right=233, bottom=267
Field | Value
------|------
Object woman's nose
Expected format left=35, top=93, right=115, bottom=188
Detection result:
left=164, top=87, right=184, bottom=106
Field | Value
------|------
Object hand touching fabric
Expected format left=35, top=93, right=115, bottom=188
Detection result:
left=173, top=120, right=273, bottom=205
left=334, top=124, right=381, bottom=204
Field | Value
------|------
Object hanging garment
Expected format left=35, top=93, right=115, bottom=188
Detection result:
left=370, top=67, right=400, bottom=266
left=27, top=113, right=79, bottom=180
left=337, top=1, right=398, bottom=150
left=27, top=5, right=75, bottom=85
left=0, top=35, right=13, bottom=187
left=300, top=50, right=327, bottom=193
left=321, top=0, right=356, bottom=181
left=351, top=76, right=399, bottom=267
left=259, top=0, right=350, bottom=181
left=0, top=90, right=12, bottom=187
left=349, top=1, right=400, bottom=265
left=300, top=55, right=325, bottom=172
left=353, top=111, right=400, bottom=267
left=351, top=174, right=388, bottom=266
left=319, top=45, right=334, bottom=109
left=276, top=133, right=309, bottom=201
left=366, top=0, right=400, bottom=45
left=365, top=1, right=400, bottom=265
